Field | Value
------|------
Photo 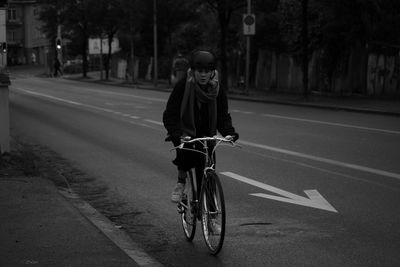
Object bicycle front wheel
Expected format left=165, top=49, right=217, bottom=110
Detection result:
left=200, top=172, right=225, bottom=255
left=181, top=170, right=197, bottom=241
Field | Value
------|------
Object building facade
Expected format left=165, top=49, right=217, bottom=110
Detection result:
left=6, top=0, right=49, bottom=65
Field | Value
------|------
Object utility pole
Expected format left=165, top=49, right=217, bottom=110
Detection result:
left=245, top=0, right=251, bottom=95
left=243, top=0, right=255, bottom=95
left=302, top=0, right=309, bottom=99
left=153, top=0, right=158, bottom=87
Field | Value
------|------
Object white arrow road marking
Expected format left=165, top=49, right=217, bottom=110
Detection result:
left=221, top=171, right=338, bottom=213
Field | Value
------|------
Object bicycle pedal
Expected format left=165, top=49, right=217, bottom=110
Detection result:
left=177, top=206, right=185, bottom=214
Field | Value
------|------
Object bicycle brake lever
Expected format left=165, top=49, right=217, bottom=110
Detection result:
left=182, top=136, right=192, bottom=142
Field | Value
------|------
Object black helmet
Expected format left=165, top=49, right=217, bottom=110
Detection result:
left=190, top=50, right=216, bottom=71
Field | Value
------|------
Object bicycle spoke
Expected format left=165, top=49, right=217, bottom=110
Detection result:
left=180, top=171, right=197, bottom=241
left=201, top=173, right=225, bottom=255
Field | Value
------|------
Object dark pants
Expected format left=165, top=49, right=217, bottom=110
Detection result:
left=173, top=143, right=203, bottom=171
left=173, top=142, right=215, bottom=191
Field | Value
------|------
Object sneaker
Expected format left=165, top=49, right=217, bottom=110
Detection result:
left=209, top=218, right=221, bottom=235
left=171, top=183, right=185, bottom=203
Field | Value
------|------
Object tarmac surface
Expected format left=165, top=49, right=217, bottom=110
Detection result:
left=63, top=71, right=400, bottom=117
left=1, top=65, right=399, bottom=266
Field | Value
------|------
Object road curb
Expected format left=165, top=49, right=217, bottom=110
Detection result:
left=58, top=188, right=164, bottom=267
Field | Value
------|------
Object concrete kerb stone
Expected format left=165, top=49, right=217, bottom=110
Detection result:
left=0, top=73, right=11, bottom=154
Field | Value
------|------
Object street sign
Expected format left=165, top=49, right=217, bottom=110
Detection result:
left=243, top=14, right=255, bottom=35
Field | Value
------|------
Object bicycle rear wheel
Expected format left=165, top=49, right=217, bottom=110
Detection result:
left=200, top=172, right=225, bottom=255
left=181, top=170, right=197, bottom=241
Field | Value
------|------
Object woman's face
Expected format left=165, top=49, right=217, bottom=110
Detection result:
left=194, top=69, right=213, bottom=85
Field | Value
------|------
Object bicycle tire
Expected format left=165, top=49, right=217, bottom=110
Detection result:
left=200, top=171, right=225, bottom=255
left=181, top=169, right=197, bottom=241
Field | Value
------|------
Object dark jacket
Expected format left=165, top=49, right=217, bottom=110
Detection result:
left=163, top=77, right=237, bottom=143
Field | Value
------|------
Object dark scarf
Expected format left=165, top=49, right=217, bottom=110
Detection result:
left=180, top=70, right=219, bottom=137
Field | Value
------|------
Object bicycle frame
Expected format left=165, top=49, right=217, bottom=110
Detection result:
left=173, top=136, right=238, bottom=173
left=172, top=135, right=239, bottom=198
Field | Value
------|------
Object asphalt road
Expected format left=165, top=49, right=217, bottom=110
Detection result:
left=9, top=77, right=400, bottom=266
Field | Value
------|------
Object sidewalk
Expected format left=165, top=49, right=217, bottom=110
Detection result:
left=0, top=142, right=160, bottom=266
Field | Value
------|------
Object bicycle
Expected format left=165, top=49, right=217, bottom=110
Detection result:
left=171, top=135, right=239, bottom=255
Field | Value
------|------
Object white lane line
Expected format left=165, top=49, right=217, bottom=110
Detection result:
left=14, top=87, right=400, bottom=181
left=143, top=119, right=163, bottom=126
left=14, top=87, right=118, bottom=113
left=238, top=139, right=400, bottom=180
left=59, top=189, right=163, bottom=266
left=261, top=113, right=400, bottom=135
left=12, top=82, right=167, bottom=104
left=13, top=88, right=83, bottom=106
left=232, top=109, right=399, bottom=135
left=13, top=88, right=159, bottom=128
left=66, top=85, right=167, bottom=103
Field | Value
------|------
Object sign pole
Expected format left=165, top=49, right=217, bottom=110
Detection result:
left=57, top=25, right=62, bottom=64
left=0, top=74, right=10, bottom=154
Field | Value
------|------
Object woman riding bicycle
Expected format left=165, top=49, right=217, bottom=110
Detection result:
left=163, top=49, right=239, bottom=203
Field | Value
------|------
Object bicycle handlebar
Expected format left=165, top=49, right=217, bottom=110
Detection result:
left=170, top=135, right=241, bottom=151
left=181, top=136, right=233, bottom=144
left=168, top=135, right=240, bottom=167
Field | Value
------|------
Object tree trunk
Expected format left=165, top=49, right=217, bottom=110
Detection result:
left=82, top=23, right=88, bottom=78
left=82, top=40, right=88, bottom=78
left=105, top=35, right=113, bottom=80
left=130, top=34, right=135, bottom=83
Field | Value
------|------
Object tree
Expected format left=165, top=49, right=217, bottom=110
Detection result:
left=39, top=0, right=105, bottom=77
left=279, top=0, right=380, bottom=92
left=62, top=0, right=99, bottom=78
left=373, top=0, right=400, bottom=46
left=117, top=0, right=145, bottom=83
left=93, top=0, right=121, bottom=80
left=38, top=0, right=69, bottom=72
left=313, top=0, right=379, bottom=91
left=157, top=0, right=200, bottom=61
left=203, top=0, right=245, bottom=91
left=253, top=0, right=281, bottom=51
left=37, top=0, right=61, bottom=43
